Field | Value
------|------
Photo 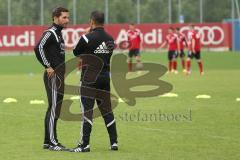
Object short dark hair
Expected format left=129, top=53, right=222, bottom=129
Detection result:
left=190, top=24, right=195, bottom=28
left=52, top=7, right=69, bottom=20
left=90, top=11, right=105, bottom=25
left=129, top=23, right=135, bottom=26
left=176, top=27, right=180, bottom=31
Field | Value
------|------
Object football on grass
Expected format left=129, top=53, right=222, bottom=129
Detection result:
left=135, top=62, right=144, bottom=70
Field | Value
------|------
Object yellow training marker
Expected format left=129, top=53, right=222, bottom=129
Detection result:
left=159, top=93, right=179, bottom=98
left=70, top=96, right=81, bottom=100
left=3, top=98, right=18, bottom=103
left=196, top=95, right=211, bottom=99
left=30, top=100, right=45, bottom=104
left=118, top=98, right=125, bottom=103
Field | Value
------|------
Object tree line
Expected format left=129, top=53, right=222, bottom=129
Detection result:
left=0, top=0, right=236, bottom=25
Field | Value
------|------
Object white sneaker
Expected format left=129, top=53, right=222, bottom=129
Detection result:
left=110, top=143, right=118, bottom=151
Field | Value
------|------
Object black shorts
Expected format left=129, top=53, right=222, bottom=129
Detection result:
left=175, top=50, right=185, bottom=58
left=128, top=49, right=140, bottom=58
left=178, top=50, right=185, bottom=58
left=168, top=50, right=178, bottom=61
left=188, top=51, right=201, bottom=60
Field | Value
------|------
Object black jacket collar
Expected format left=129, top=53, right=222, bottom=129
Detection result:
left=52, top=23, right=64, bottom=31
left=92, top=27, right=104, bottom=31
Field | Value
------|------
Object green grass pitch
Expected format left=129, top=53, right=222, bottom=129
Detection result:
left=0, top=51, right=240, bottom=160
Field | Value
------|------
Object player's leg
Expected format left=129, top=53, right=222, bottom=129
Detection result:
left=53, top=73, right=65, bottom=147
left=134, top=49, right=143, bottom=70
left=70, top=83, right=95, bottom=152
left=135, top=49, right=141, bottom=64
left=80, top=96, right=94, bottom=147
left=77, top=57, right=82, bottom=72
left=172, top=51, right=178, bottom=74
left=43, top=71, right=52, bottom=149
left=180, top=50, right=186, bottom=72
left=128, top=50, right=134, bottom=72
left=43, top=73, right=66, bottom=151
left=167, top=51, right=173, bottom=73
left=43, top=71, right=57, bottom=149
left=195, top=51, right=204, bottom=75
left=186, top=51, right=193, bottom=75
left=96, top=77, right=118, bottom=150
left=97, top=98, right=118, bottom=150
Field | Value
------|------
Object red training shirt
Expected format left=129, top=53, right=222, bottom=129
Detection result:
left=127, top=29, right=142, bottom=50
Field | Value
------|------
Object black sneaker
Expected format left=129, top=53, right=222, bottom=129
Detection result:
left=110, top=143, right=118, bottom=151
left=70, top=144, right=90, bottom=152
left=49, top=143, right=67, bottom=151
left=58, top=143, right=66, bottom=148
left=43, top=144, right=50, bottom=149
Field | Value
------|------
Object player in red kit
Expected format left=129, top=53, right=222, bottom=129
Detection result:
left=159, top=27, right=180, bottom=74
left=187, top=25, right=204, bottom=75
left=176, top=27, right=187, bottom=73
left=127, top=23, right=143, bottom=72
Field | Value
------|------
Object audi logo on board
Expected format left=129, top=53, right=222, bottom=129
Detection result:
left=0, top=23, right=231, bottom=51
left=180, top=26, right=225, bottom=45
left=62, top=28, right=86, bottom=48
left=61, top=25, right=226, bottom=48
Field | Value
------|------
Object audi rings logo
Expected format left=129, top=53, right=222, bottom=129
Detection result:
left=180, top=26, right=225, bottom=45
left=62, top=28, right=86, bottom=48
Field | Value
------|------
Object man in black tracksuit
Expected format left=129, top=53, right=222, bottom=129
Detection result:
left=34, top=7, right=69, bottom=151
left=71, top=11, right=118, bottom=152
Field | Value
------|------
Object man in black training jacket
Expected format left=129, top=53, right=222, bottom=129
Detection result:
left=71, top=11, right=118, bottom=152
left=34, top=7, right=69, bottom=151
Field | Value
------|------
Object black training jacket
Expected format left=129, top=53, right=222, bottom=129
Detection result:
left=34, top=23, right=65, bottom=70
left=73, top=27, right=114, bottom=80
